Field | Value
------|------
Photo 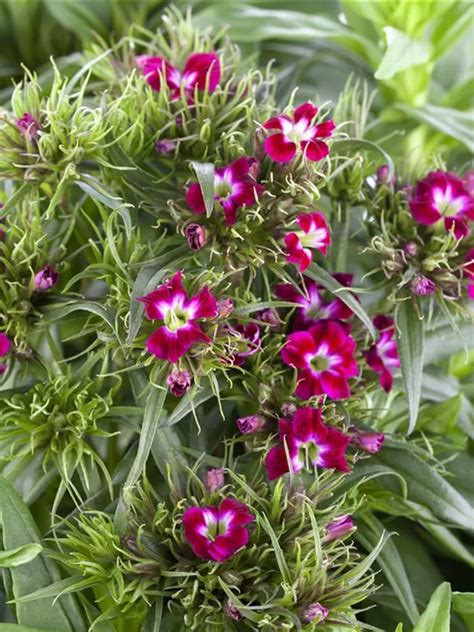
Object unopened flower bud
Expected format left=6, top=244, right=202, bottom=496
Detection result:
left=217, top=298, right=234, bottom=318
left=302, top=603, right=328, bottom=623
left=121, top=535, right=139, bottom=554
left=411, top=274, right=436, bottom=296
left=256, top=308, right=280, bottom=329
left=352, top=431, right=385, bottom=453
left=205, top=468, right=225, bottom=492
left=154, top=138, right=175, bottom=154
left=34, top=266, right=58, bottom=291
left=376, top=164, right=391, bottom=185
left=166, top=368, right=192, bottom=397
left=224, top=600, right=242, bottom=621
left=281, top=402, right=297, bottom=417
left=185, top=223, right=207, bottom=250
left=404, top=241, right=418, bottom=257
left=236, top=414, right=266, bottom=434
left=325, top=515, right=355, bottom=542
left=247, top=157, right=260, bottom=180
left=16, top=113, right=40, bottom=140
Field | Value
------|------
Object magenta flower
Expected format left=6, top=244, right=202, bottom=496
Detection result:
left=182, top=499, right=253, bottom=562
left=324, top=515, right=355, bottom=542
left=463, top=248, right=474, bottom=300
left=16, top=113, right=40, bottom=140
left=409, top=171, right=474, bottom=239
left=137, top=53, right=221, bottom=100
left=0, top=332, right=11, bottom=375
left=263, top=102, right=335, bottom=163
left=302, top=603, right=329, bottom=623
left=364, top=316, right=399, bottom=393
left=352, top=430, right=385, bottom=454
left=186, top=157, right=264, bottom=226
left=275, top=276, right=352, bottom=331
left=264, top=407, right=350, bottom=480
left=236, top=414, right=266, bottom=434
left=281, top=320, right=358, bottom=400
left=138, top=271, right=217, bottom=363
left=229, top=322, right=261, bottom=366
left=166, top=368, right=192, bottom=397
left=205, top=468, right=225, bottom=493
left=284, top=212, right=331, bottom=271
left=34, top=266, right=58, bottom=291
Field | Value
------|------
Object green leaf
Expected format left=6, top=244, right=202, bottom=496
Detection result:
left=396, top=300, right=424, bottom=434
left=190, top=161, right=215, bottom=217
left=0, top=544, right=42, bottom=568
left=357, top=514, right=419, bottom=624
left=452, top=592, right=474, bottom=632
left=0, top=476, right=84, bottom=631
left=43, top=0, right=110, bottom=40
left=141, top=598, right=163, bottom=632
left=158, top=378, right=219, bottom=429
left=0, top=626, right=64, bottom=632
left=397, top=104, right=474, bottom=152
left=123, top=384, right=167, bottom=494
left=375, top=27, right=432, bottom=81
left=416, top=395, right=462, bottom=436
left=413, top=583, right=451, bottom=632
left=305, top=262, right=375, bottom=337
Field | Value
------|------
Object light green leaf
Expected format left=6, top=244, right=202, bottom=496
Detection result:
left=0, top=476, right=84, bottom=631
left=305, top=262, right=375, bottom=337
left=0, top=626, right=63, bottom=632
left=43, top=0, right=109, bottom=40
left=375, top=27, right=432, bottom=81
left=452, top=592, right=474, bottom=632
left=396, top=300, right=424, bottom=434
left=413, top=582, right=451, bottom=632
left=190, top=161, right=215, bottom=217
left=0, top=544, right=42, bottom=568
left=141, top=598, right=163, bottom=631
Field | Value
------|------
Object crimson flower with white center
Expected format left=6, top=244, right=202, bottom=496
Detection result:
left=409, top=171, right=474, bottom=239
left=284, top=212, right=331, bottom=271
left=265, top=407, right=350, bottom=480
left=137, top=52, right=221, bottom=100
left=364, top=316, right=399, bottom=392
left=182, top=499, right=254, bottom=562
left=263, top=102, right=335, bottom=163
left=138, top=271, right=218, bottom=363
left=281, top=320, right=359, bottom=400
left=186, top=157, right=264, bottom=226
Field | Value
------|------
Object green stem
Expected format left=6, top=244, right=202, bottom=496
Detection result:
left=335, top=202, right=350, bottom=272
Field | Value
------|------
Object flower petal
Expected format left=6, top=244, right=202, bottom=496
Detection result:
left=186, top=183, right=206, bottom=215
left=264, top=134, right=297, bottom=163
left=300, top=139, right=329, bottom=161
left=183, top=52, right=221, bottom=92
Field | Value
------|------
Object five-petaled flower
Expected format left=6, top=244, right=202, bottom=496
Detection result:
left=138, top=271, right=217, bottom=363
left=275, top=276, right=352, bottom=331
left=263, top=102, right=335, bottom=163
left=265, top=407, right=350, bottom=480
left=186, top=157, right=264, bottom=226
left=182, top=498, right=253, bottom=562
left=137, top=52, right=221, bottom=100
left=284, top=212, right=331, bottom=271
left=409, top=171, right=474, bottom=239
left=364, top=315, right=399, bottom=392
left=281, top=320, right=358, bottom=400
left=0, top=332, right=11, bottom=375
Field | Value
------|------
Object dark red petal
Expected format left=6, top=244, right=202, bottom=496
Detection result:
left=313, top=120, right=336, bottom=138
left=294, top=369, right=323, bottom=400
left=300, top=139, right=329, bottom=161
left=0, top=333, right=10, bottom=356
left=146, top=323, right=210, bottom=363
left=183, top=53, right=221, bottom=92
left=186, top=183, right=206, bottom=215
left=219, top=499, right=254, bottom=527
left=444, top=216, right=469, bottom=239
left=320, top=372, right=351, bottom=399
left=293, top=102, right=318, bottom=124
left=186, top=286, right=218, bottom=319
left=409, top=198, right=441, bottom=225
left=380, top=368, right=394, bottom=392
left=136, top=55, right=176, bottom=92
left=264, top=134, right=297, bottom=163
left=208, top=528, right=249, bottom=562
left=226, top=156, right=251, bottom=180
left=293, top=407, right=322, bottom=442
left=137, top=271, right=186, bottom=321
left=281, top=331, right=317, bottom=368
left=263, top=115, right=291, bottom=130
left=265, top=446, right=290, bottom=480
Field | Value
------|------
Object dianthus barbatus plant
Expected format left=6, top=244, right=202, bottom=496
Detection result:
left=0, top=7, right=473, bottom=632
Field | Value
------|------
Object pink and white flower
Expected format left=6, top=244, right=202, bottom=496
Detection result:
left=284, top=212, right=331, bottom=271
left=137, top=53, right=221, bottom=100
left=409, top=171, right=474, bottom=239
left=182, top=498, right=253, bottom=562
left=263, top=102, right=335, bottom=163
left=275, top=276, right=352, bottom=330
left=462, top=248, right=474, bottom=300
left=0, top=332, right=10, bottom=375
left=281, top=320, right=358, bottom=400
left=364, top=316, right=399, bottom=393
left=186, top=157, right=264, bottom=226
left=138, top=271, right=217, bottom=363
left=264, top=407, right=350, bottom=480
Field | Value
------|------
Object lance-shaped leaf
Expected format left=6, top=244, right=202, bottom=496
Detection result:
left=0, top=544, right=42, bottom=568
left=413, top=583, right=451, bottom=632
left=190, top=161, right=215, bottom=217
